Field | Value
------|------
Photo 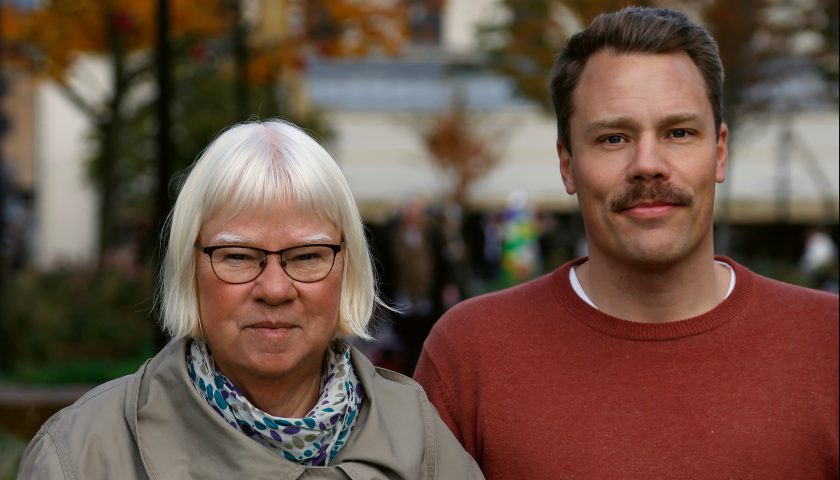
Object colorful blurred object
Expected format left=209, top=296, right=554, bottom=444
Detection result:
left=500, top=190, right=541, bottom=286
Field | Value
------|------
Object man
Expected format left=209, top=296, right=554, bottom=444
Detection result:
left=413, top=6, right=838, bottom=479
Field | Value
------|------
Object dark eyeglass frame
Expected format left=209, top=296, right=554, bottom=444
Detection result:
left=194, top=243, right=343, bottom=284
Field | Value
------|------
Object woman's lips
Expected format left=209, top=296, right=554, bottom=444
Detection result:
left=245, top=322, right=296, bottom=339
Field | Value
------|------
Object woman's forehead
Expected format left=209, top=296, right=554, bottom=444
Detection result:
left=200, top=201, right=340, bottom=240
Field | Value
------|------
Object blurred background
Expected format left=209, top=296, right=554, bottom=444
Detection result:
left=0, top=0, right=837, bottom=470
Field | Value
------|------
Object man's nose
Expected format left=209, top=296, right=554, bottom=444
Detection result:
left=627, top=134, right=671, bottom=182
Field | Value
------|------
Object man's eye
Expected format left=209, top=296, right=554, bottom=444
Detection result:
left=671, top=129, right=689, bottom=138
left=604, top=135, right=623, bottom=144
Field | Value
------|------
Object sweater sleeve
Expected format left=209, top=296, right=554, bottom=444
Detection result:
left=415, top=345, right=462, bottom=443
left=18, top=431, right=70, bottom=480
left=414, top=306, right=486, bottom=465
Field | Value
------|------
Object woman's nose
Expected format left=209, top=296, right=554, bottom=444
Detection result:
left=251, top=255, right=297, bottom=304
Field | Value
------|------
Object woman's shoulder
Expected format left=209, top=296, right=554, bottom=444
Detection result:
left=18, top=371, right=147, bottom=478
left=345, top=348, right=484, bottom=479
left=350, top=348, right=428, bottom=406
left=39, top=374, right=134, bottom=435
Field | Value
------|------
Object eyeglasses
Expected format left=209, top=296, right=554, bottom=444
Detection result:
left=195, top=243, right=342, bottom=284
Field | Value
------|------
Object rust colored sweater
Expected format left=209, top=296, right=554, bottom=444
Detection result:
left=414, top=257, right=839, bottom=479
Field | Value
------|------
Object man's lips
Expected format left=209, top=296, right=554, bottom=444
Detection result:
left=623, top=200, right=678, bottom=210
left=610, top=182, right=693, bottom=213
left=620, top=201, right=680, bottom=218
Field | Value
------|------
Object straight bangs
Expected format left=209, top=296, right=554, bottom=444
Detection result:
left=201, top=127, right=341, bottom=228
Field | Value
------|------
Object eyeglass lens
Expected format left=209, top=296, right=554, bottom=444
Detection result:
left=209, top=245, right=337, bottom=283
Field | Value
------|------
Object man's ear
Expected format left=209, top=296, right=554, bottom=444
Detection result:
left=558, top=140, right=576, bottom=194
left=715, top=123, right=728, bottom=183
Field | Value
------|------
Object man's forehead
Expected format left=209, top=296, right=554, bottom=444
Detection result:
left=576, top=50, right=703, bottom=93
left=570, top=51, right=712, bottom=127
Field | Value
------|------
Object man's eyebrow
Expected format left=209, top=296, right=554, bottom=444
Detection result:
left=582, top=113, right=704, bottom=136
left=581, top=116, right=637, bottom=137
left=656, top=112, right=703, bottom=128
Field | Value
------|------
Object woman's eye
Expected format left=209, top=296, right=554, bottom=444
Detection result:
left=217, top=249, right=260, bottom=262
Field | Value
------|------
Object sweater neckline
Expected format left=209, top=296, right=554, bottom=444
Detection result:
left=553, top=256, right=754, bottom=341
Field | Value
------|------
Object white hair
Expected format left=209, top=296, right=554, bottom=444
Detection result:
left=158, top=119, right=380, bottom=340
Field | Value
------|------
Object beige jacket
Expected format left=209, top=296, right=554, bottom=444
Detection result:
left=18, top=339, right=483, bottom=479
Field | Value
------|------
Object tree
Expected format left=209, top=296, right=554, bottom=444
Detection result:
left=422, top=97, right=500, bottom=206
left=237, top=0, right=407, bottom=123
left=477, top=0, right=649, bottom=112
left=6, top=0, right=226, bottom=266
left=4, top=0, right=410, bottom=269
left=476, top=0, right=837, bottom=127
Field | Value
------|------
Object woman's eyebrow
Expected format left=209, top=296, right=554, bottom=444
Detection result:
left=299, top=233, right=335, bottom=243
left=211, top=233, right=253, bottom=244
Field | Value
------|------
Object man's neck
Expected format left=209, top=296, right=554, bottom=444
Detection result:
left=576, top=251, right=731, bottom=323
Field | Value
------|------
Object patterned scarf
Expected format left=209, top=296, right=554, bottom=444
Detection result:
left=186, top=339, right=364, bottom=466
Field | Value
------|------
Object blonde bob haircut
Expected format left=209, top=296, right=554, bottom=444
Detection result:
left=158, top=119, right=380, bottom=341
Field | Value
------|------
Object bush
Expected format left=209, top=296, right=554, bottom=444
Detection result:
left=0, top=266, right=156, bottom=384
left=0, top=430, right=25, bottom=480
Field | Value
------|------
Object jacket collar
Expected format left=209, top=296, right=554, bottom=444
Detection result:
left=126, top=338, right=432, bottom=479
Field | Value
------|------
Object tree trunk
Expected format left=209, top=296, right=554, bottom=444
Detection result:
left=96, top=10, right=127, bottom=269
left=153, top=0, right=173, bottom=350
left=232, top=0, right=249, bottom=121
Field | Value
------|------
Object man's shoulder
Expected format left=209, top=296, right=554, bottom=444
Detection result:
left=440, top=270, right=562, bottom=325
left=729, top=259, right=839, bottom=326
left=747, top=266, right=839, bottom=308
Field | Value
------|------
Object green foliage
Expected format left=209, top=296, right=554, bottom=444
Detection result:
left=0, top=267, right=155, bottom=384
left=0, top=430, right=25, bottom=480
left=106, top=60, right=335, bottom=247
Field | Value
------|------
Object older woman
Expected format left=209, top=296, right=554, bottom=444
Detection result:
left=19, top=120, right=483, bottom=479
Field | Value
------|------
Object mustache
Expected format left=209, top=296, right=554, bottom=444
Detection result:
left=610, top=182, right=693, bottom=212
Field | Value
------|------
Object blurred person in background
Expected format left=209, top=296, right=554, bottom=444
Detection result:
left=479, top=211, right=502, bottom=282
left=415, top=6, right=838, bottom=479
left=438, top=200, right=470, bottom=310
left=389, top=196, right=442, bottom=374
left=18, top=120, right=483, bottom=479
left=799, top=227, right=839, bottom=292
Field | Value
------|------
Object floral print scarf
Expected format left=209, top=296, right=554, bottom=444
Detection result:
left=186, top=339, right=364, bottom=466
